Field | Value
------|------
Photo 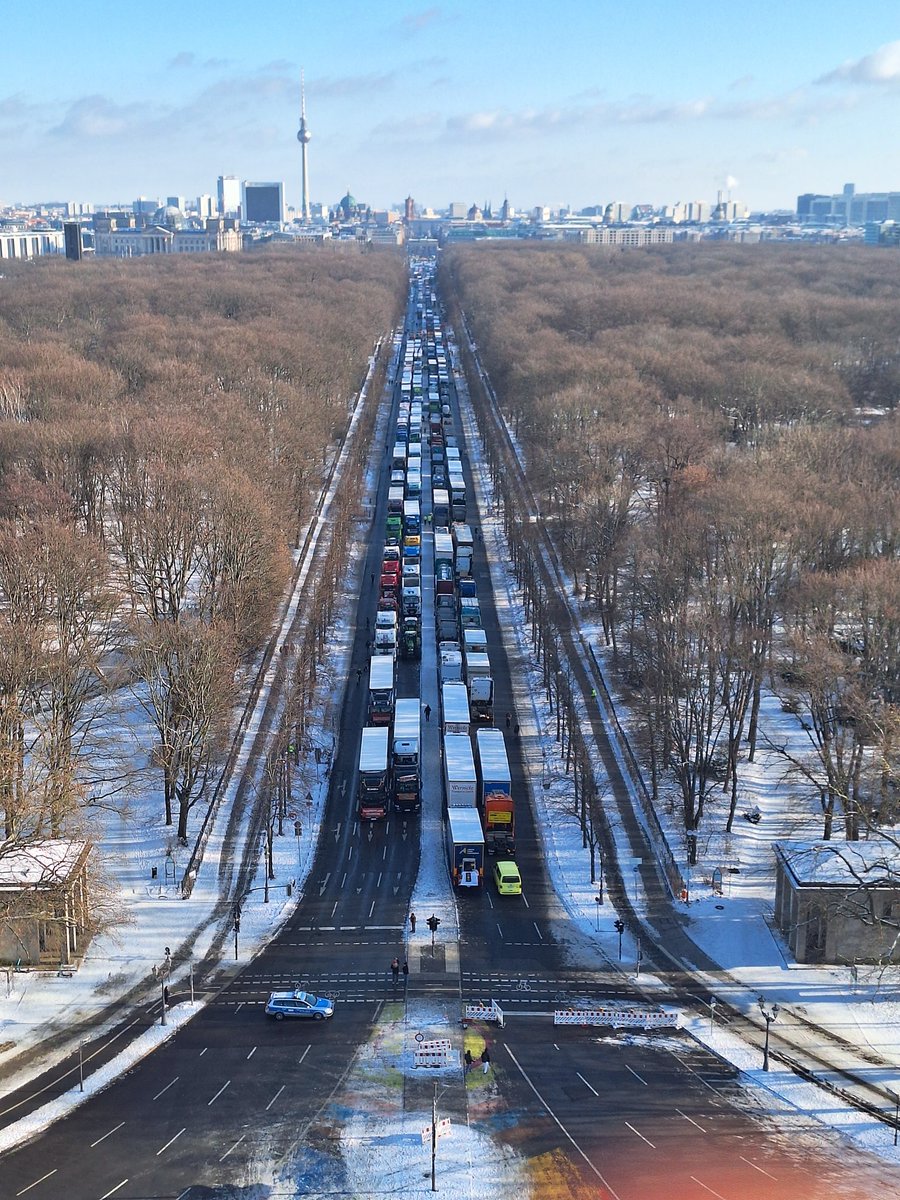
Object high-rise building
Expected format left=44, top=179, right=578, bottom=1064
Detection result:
left=166, top=195, right=186, bottom=212
left=217, top=175, right=241, bottom=217
left=197, top=194, right=215, bottom=219
left=241, top=181, right=285, bottom=225
left=296, top=70, right=312, bottom=223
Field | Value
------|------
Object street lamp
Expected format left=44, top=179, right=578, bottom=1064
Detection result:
left=758, top=997, right=779, bottom=1071
left=594, top=895, right=602, bottom=931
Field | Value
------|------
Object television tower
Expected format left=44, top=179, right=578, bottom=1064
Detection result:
left=297, top=69, right=312, bottom=223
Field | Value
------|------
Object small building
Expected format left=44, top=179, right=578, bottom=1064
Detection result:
left=0, top=840, right=92, bottom=968
left=774, top=840, right=900, bottom=965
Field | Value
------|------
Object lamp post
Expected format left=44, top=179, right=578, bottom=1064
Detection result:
left=890, top=1088, right=900, bottom=1148
left=594, top=895, right=602, bottom=931
left=758, top=997, right=779, bottom=1071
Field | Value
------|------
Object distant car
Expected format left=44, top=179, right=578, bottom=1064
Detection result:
left=492, top=861, right=522, bottom=896
left=265, top=989, right=335, bottom=1020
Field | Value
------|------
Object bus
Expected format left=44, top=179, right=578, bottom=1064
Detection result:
left=358, top=726, right=390, bottom=820
left=368, top=654, right=396, bottom=725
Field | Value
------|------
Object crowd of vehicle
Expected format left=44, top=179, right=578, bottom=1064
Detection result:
left=354, top=261, right=521, bottom=897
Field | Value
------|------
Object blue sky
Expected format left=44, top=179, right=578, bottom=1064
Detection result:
left=2, top=1, right=899, bottom=212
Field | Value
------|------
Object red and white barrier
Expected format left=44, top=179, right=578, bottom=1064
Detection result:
left=464, top=1000, right=505, bottom=1027
left=414, top=1038, right=456, bottom=1068
left=554, top=1006, right=678, bottom=1030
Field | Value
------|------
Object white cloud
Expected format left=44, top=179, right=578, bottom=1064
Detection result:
left=817, top=40, right=900, bottom=85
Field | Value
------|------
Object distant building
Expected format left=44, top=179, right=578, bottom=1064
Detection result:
left=217, top=174, right=241, bottom=217
left=242, top=181, right=284, bottom=224
left=197, top=194, right=215, bottom=219
left=448, top=201, right=468, bottom=219
left=133, top=196, right=160, bottom=217
left=0, top=840, right=93, bottom=968
left=166, top=195, right=186, bottom=212
left=604, top=201, right=629, bottom=224
left=0, top=228, right=65, bottom=259
left=797, top=182, right=900, bottom=226
left=94, top=217, right=241, bottom=256
left=404, top=195, right=415, bottom=222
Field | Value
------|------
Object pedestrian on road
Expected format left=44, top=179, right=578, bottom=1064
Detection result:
left=163, top=985, right=170, bottom=1007
left=481, top=1047, right=491, bottom=1074
left=410, top=912, right=417, bottom=933
left=356, top=667, right=363, bottom=684
left=365, top=616, right=370, bottom=630
left=402, top=960, right=409, bottom=984
left=424, top=704, right=432, bottom=723
left=505, top=712, right=511, bottom=730
left=391, top=957, right=400, bottom=984
left=514, top=723, right=520, bottom=738
left=591, top=688, right=597, bottom=701
left=464, top=1049, right=473, bottom=1074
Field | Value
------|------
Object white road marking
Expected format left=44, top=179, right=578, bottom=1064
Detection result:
left=676, top=1108, right=706, bottom=1131
left=739, top=1156, right=778, bottom=1180
left=331, top=901, right=338, bottom=917
left=624, top=1120, right=655, bottom=1148
left=156, top=1128, right=185, bottom=1155
left=576, top=1071, right=598, bottom=1096
left=690, top=1178, right=729, bottom=1199
left=348, top=844, right=354, bottom=861
left=98, top=1182, right=129, bottom=1200
left=377, top=872, right=383, bottom=887
left=235, top=1003, right=244, bottom=1014
left=505, top=1046, right=623, bottom=1200
left=15, top=1169, right=57, bottom=1195
left=246, top=1046, right=257, bottom=1060
left=625, top=1063, right=648, bottom=1085
left=298, top=1045, right=311, bottom=1065
left=90, top=1121, right=125, bottom=1147
left=152, top=1077, right=179, bottom=1101
left=266, top=1084, right=286, bottom=1110
left=496, top=923, right=503, bottom=938
left=220, top=1134, right=246, bottom=1162
left=199, top=1047, right=208, bottom=1056
left=368, top=900, right=376, bottom=918
left=208, top=1080, right=231, bottom=1106
left=532, top=921, right=542, bottom=939
left=340, top=873, right=347, bottom=888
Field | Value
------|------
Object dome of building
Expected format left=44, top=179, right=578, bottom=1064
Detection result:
left=153, top=205, right=185, bottom=230
left=339, top=192, right=357, bottom=214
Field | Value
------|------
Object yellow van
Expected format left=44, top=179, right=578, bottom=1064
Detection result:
left=492, top=860, right=522, bottom=896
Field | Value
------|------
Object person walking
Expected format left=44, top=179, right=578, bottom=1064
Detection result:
left=391, top=957, right=400, bottom=985
left=356, top=667, right=363, bottom=684
left=424, top=704, right=432, bottom=724
left=402, top=960, right=409, bottom=985
left=409, top=912, right=417, bottom=933
left=514, top=722, right=520, bottom=738
left=464, top=1049, right=473, bottom=1074
left=505, top=712, right=511, bottom=730
left=481, top=1047, right=491, bottom=1075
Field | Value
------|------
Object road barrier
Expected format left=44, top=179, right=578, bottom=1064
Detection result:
left=414, top=1038, right=456, bottom=1068
left=464, top=1000, right=505, bottom=1027
left=554, top=1006, right=678, bottom=1030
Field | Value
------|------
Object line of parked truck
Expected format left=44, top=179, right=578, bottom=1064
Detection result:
left=355, top=261, right=521, bottom=894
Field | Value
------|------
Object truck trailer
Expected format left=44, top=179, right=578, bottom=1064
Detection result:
left=392, top=697, right=421, bottom=813
left=446, top=808, right=484, bottom=888
left=475, top=728, right=514, bottom=854
left=358, top=726, right=390, bottom=821
left=443, top=732, right=477, bottom=807
left=441, top=681, right=470, bottom=734
left=367, top=654, right=396, bottom=726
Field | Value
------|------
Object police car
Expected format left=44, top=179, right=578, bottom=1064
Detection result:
left=265, top=989, right=335, bottom=1020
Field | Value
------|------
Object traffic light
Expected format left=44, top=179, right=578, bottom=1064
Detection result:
left=614, top=920, right=624, bottom=934
left=427, top=914, right=440, bottom=933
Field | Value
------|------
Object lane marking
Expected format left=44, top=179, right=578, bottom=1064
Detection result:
left=220, top=1134, right=246, bottom=1162
left=235, top=1003, right=244, bottom=1014
left=298, top=1045, right=311, bottom=1065
left=739, top=1157, right=778, bottom=1180
left=266, top=1084, right=286, bottom=1111
left=90, top=1121, right=125, bottom=1147
left=156, top=1128, right=185, bottom=1155
left=368, top=900, right=375, bottom=919
left=690, top=1178, right=729, bottom=1199
left=576, top=1071, right=598, bottom=1096
left=208, top=1080, right=231, bottom=1106
left=199, top=1047, right=208, bottom=1057
left=676, top=1108, right=707, bottom=1132
left=505, top=1046, right=623, bottom=1200
left=496, top=923, right=503, bottom=939
left=15, top=1169, right=58, bottom=1195
left=98, top=1182, right=129, bottom=1200
left=246, top=1047, right=257, bottom=1060
left=532, top=920, right=542, bottom=940
left=153, top=1077, right=179, bottom=1101
left=624, top=1121, right=655, bottom=1148
left=625, top=1063, right=647, bottom=1086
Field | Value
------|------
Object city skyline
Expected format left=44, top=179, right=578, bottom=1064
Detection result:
left=2, top=1, right=899, bottom=211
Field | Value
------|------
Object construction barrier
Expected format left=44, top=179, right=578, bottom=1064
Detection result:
left=554, top=1006, right=678, bottom=1030
left=414, top=1038, right=456, bottom=1068
left=464, top=1000, right=505, bottom=1027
